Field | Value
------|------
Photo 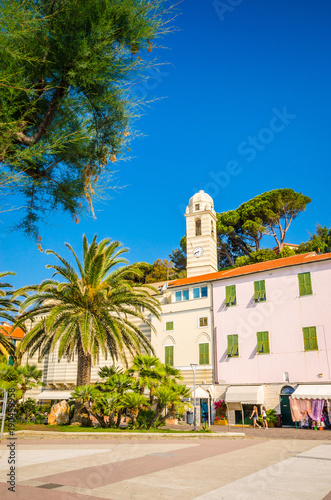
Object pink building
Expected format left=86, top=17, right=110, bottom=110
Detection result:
left=211, top=252, right=331, bottom=425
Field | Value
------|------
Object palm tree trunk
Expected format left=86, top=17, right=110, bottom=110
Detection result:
left=76, top=343, right=92, bottom=386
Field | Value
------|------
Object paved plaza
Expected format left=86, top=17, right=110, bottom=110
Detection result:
left=1, top=432, right=331, bottom=499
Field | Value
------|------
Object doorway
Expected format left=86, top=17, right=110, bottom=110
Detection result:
left=280, top=386, right=295, bottom=426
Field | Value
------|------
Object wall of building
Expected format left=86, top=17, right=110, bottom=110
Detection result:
left=213, top=260, right=331, bottom=386
left=151, top=284, right=214, bottom=385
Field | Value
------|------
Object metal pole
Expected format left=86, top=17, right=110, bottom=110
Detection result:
left=193, top=368, right=196, bottom=431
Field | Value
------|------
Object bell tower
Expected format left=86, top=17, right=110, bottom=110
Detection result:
left=185, top=190, right=218, bottom=278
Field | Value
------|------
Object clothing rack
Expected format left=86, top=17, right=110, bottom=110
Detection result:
left=0, top=389, right=7, bottom=441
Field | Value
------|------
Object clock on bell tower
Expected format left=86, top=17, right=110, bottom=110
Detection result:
left=185, top=190, right=218, bottom=278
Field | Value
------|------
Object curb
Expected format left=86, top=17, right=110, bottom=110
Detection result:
left=2, top=430, right=245, bottom=438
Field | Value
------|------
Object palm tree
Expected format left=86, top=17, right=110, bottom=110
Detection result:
left=98, top=365, right=123, bottom=379
left=120, top=392, right=149, bottom=427
left=16, top=364, right=43, bottom=400
left=0, top=272, right=20, bottom=359
left=16, top=235, right=161, bottom=386
left=128, top=354, right=162, bottom=397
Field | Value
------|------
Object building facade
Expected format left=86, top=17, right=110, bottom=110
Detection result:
left=20, top=190, right=331, bottom=428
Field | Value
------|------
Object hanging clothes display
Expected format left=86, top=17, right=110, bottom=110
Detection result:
left=289, top=398, right=312, bottom=422
left=308, top=399, right=325, bottom=422
left=327, top=401, right=331, bottom=422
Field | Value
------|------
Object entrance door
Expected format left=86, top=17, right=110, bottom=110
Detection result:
left=200, top=399, right=209, bottom=423
left=280, top=386, right=295, bottom=426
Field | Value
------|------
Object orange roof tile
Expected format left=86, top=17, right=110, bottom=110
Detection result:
left=169, top=252, right=331, bottom=288
left=0, top=323, right=25, bottom=339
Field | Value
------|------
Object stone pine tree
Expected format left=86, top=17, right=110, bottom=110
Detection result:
left=16, top=235, right=161, bottom=386
left=0, top=0, right=175, bottom=236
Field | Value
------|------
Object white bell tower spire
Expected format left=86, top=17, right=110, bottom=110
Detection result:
left=185, top=190, right=218, bottom=278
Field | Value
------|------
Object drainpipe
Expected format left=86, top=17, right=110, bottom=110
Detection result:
left=211, top=282, right=218, bottom=384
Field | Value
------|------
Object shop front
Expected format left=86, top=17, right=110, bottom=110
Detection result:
left=225, top=385, right=264, bottom=428
left=290, top=385, right=331, bottom=430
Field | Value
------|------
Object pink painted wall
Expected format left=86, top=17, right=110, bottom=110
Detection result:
left=213, top=260, right=331, bottom=384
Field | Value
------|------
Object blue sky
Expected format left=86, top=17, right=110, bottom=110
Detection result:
left=1, top=0, right=331, bottom=289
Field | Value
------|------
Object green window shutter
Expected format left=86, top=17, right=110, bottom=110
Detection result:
left=166, top=321, right=174, bottom=331
left=260, top=281, right=266, bottom=301
left=165, top=345, right=174, bottom=366
left=199, top=343, right=209, bottom=364
left=230, top=285, right=236, bottom=305
left=299, top=273, right=312, bottom=296
left=227, top=335, right=233, bottom=356
left=225, top=286, right=231, bottom=305
left=225, top=285, right=236, bottom=305
left=232, top=334, right=238, bottom=356
left=302, top=327, right=310, bottom=350
left=254, top=281, right=260, bottom=301
left=256, top=331, right=263, bottom=353
left=304, top=273, right=312, bottom=295
left=263, top=331, right=270, bottom=353
left=201, top=343, right=209, bottom=364
left=254, top=281, right=266, bottom=301
left=309, top=326, right=318, bottom=350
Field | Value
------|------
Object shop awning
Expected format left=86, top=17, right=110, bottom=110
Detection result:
left=225, top=385, right=264, bottom=404
left=33, top=390, right=73, bottom=400
left=291, top=385, right=331, bottom=400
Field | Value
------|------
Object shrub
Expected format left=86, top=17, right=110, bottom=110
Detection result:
left=214, top=400, right=227, bottom=421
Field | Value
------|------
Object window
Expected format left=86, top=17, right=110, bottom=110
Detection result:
left=227, top=334, right=239, bottom=357
left=195, top=218, right=201, bottom=236
left=256, top=331, right=270, bottom=354
left=193, top=286, right=208, bottom=299
left=199, top=343, right=209, bottom=364
left=165, top=321, right=174, bottom=331
left=8, top=356, right=14, bottom=366
left=254, top=280, right=266, bottom=302
left=199, top=317, right=208, bottom=327
left=175, top=290, right=189, bottom=302
left=165, top=345, right=174, bottom=366
left=225, top=285, right=236, bottom=306
left=303, top=326, right=318, bottom=351
left=298, top=272, right=312, bottom=296
left=195, top=204, right=200, bottom=211
left=211, top=220, right=214, bottom=238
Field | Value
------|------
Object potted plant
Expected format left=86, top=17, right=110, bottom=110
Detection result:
left=214, top=400, right=227, bottom=425
left=258, top=408, right=277, bottom=427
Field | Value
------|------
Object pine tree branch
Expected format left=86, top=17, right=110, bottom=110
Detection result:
left=16, top=81, right=69, bottom=146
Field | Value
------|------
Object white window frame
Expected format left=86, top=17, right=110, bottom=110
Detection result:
left=174, top=289, right=189, bottom=302
left=165, top=321, right=174, bottom=332
left=193, top=286, right=208, bottom=299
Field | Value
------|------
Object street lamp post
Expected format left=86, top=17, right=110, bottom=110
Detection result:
left=190, top=363, right=198, bottom=431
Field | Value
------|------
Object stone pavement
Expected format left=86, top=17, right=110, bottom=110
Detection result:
left=1, top=433, right=331, bottom=499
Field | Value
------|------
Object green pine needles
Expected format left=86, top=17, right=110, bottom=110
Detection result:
left=0, top=0, right=176, bottom=236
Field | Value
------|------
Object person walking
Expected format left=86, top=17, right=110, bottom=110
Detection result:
left=261, top=406, right=268, bottom=429
left=250, top=406, right=261, bottom=429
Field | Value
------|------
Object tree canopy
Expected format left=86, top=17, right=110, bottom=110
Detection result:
left=16, top=234, right=161, bottom=385
left=0, top=0, right=174, bottom=236
left=170, top=188, right=312, bottom=269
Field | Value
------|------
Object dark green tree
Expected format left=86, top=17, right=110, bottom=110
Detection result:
left=298, top=225, right=331, bottom=254
left=0, top=0, right=175, bottom=236
left=169, top=236, right=187, bottom=270
left=172, top=189, right=311, bottom=269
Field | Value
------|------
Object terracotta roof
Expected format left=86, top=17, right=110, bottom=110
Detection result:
left=168, top=252, right=331, bottom=288
left=0, top=323, right=25, bottom=339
